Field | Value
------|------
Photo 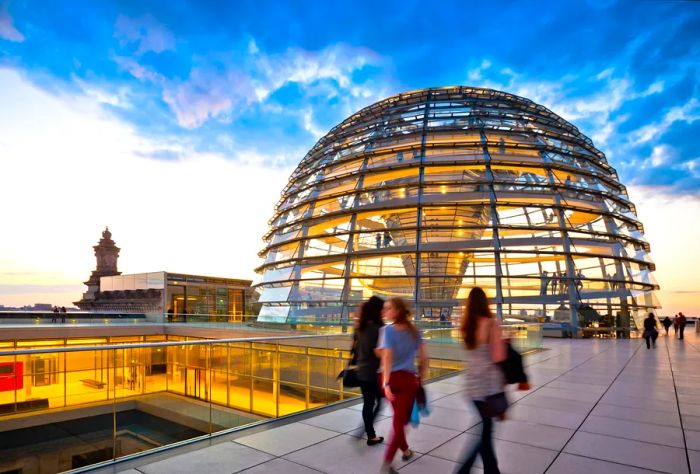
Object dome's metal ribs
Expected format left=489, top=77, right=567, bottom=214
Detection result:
left=255, top=86, right=660, bottom=331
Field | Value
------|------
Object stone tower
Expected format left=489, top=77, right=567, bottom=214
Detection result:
left=78, top=227, right=121, bottom=303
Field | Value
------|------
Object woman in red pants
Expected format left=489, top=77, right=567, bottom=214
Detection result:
left=378, top=297, right=428, bottom=474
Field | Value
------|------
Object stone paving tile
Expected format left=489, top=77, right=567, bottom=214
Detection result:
left=579, top=415, right=685, bottom=448
left=235, top=423, right=338, bottom=456
left=591, top=403, right=681, bottom=427
left=430, top=392, right=478, bottom=412
left=237, top=457, right=323, bottom=473
left=547, top=453, right=665, bottom=474
left=466, top=434, right=559, bottom=474
left=283, top=433, right=416, bottom=474
left=688, top=449, right=700, bottom=473
left=679, top=403, right=700, bottom=417
left=506, top=403, right=588, bottom=429
left=419, top=404, right=481, bottom=431
left=684, top=429, right=700, bottom=451
left=545, top=379, right=608, bottom=394
left=397, top=454, right=462, bottom=473
left=563, top=431, right=687, bottom=473
left=366, top=416, right=463, bottom=453
left=138, top=442, right=273, bottom=474
left=600, top=393, right=679, bottom=412
left=300, top=407, right=380, bottom=434
left=429, top=431, right=559, bottom=474
left=472, top=418, right=575, bottom=451
left=515, top=393, right=595, bottom=414
left=683, top=414, right=700, bottom=431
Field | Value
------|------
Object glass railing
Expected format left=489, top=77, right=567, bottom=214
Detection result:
left=0, top=311, right=150, bottom=324
left=0, top=311, right=543, bottom=350
left=0, top=329, right=492, bottom=473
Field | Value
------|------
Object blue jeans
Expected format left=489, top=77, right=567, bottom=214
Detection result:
left=458, top=401, right=499, bottom=473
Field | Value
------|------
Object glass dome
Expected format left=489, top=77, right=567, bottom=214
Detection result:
left=256, top=86, right=660, bottom=331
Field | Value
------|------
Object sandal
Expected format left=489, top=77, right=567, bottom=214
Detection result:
left=367, top=436, right=384, bottom=446
left=401, top=448, right=414, bottom=461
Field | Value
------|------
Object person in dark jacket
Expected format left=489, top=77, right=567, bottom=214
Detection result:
left=354, top=295, right=385, bottom=446
left=662, top=316, right=673, bottom=335
left=643, top=313, right=659, bottom=349
left=678, top=312, right=687, bottom=340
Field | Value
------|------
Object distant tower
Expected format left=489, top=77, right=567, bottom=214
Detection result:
left=78, top=227, right=121, bottom=304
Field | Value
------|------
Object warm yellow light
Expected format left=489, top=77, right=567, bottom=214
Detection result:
left=440, top=185, right=447, bottom=194
left=458, top=219, right=463, bottom=225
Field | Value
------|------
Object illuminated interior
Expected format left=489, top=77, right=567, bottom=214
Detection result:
left=256, top=86, right=660, bottom=330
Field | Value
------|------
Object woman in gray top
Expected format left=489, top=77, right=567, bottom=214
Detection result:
left=458, top=287, right=506, bottom=474
left=354, top=296, right=385, bottom=445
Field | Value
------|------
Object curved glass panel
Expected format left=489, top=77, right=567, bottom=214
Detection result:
left=256, top=87, right=660, bottom=328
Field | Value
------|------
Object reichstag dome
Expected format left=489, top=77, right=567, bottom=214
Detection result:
left=256, top=86, right=659, bottom=332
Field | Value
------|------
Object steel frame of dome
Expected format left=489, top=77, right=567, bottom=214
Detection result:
left=255, top=86, right=660, bottom=332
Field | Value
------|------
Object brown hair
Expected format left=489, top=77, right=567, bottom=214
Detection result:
left=359, top=296, right=385, bottom=332
left=388, top=297, right=419, bottom=340
left=461, top=287, right=493, bottom=350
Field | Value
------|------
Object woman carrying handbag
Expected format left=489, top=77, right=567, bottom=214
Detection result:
left=355, top=296, right=385, bottom=446
left=458, top=287, right=507, bottom=474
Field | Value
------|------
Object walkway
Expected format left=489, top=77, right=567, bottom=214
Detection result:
left=104, top=330, right=700, bottom=474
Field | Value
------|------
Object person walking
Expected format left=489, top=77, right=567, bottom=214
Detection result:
left=643, top=313, right=659, bottom=349
left=662, top=316, right=672, bottom=335
left=540, top=271, right=550, bottom=296
left=51, top=306, right=59, bottom=323
left=458, top=287, right=507, bottom=474
left=60, top=306, right=67, bottom=323
left=673, top=314, right=679, bottom=337
left=354, top=296, right=385, bottom=446
left=678, top=312, right=687, bottom=340
left=379, top=298, right=428, bottom=474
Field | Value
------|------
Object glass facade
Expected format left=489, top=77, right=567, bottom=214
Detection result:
left=256, top=86, right=660, bottom=331
left=99, top=272, right=251, bottom=316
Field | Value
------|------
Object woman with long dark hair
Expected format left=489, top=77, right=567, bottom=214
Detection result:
left=458, top=287, right=506, bottom=474
left=379, top=297, right=428, bottom=474
left=354, top=295, right=385, bottom=445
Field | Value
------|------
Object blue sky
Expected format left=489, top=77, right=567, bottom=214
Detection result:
left=1, top=0, right=699, bottom=311
left=1, top=0, right=699, bottom=190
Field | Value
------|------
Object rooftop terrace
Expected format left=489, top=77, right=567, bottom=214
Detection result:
left=84, top=330, right=700, bottom=474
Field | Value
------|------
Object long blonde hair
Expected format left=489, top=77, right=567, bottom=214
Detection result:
left=388, top=297, right=419, bottom=340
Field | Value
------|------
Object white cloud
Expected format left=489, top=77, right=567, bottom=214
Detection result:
left=114, top=55, right=165, bottom=83
left=302, top=108, right=326, bottom=139
left=0, top=67, right=291, bottom=307
left=596, top=67, right=614, bottom=80
left=247, top=38, right=259, bottom=55
left=647, top=144, right=674, bottom=167
left=642, top=80, right=664, bottom=96
left=162, top=66, right=257, bottom=128
left=0, top=3, right=23, bottom=42
left=257, top=44, right=379, bottom=92
left=630, top=97, right=700, bottom=146
left=115, top=14, right=175, bottom=55
left=124, top=41, right=384, bottom=129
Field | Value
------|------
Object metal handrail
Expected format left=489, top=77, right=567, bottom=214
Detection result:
left=0, top=332, right=347, bottom=357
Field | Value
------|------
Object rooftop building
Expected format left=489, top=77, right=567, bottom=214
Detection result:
left=75, top=229, right=253, bottom=316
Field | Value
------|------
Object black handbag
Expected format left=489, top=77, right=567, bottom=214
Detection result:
left=337, top=334, right=361, bottom=388
left=481, top=392, right=509, bottom=417
left=338, top=365, right=360, bottom=387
